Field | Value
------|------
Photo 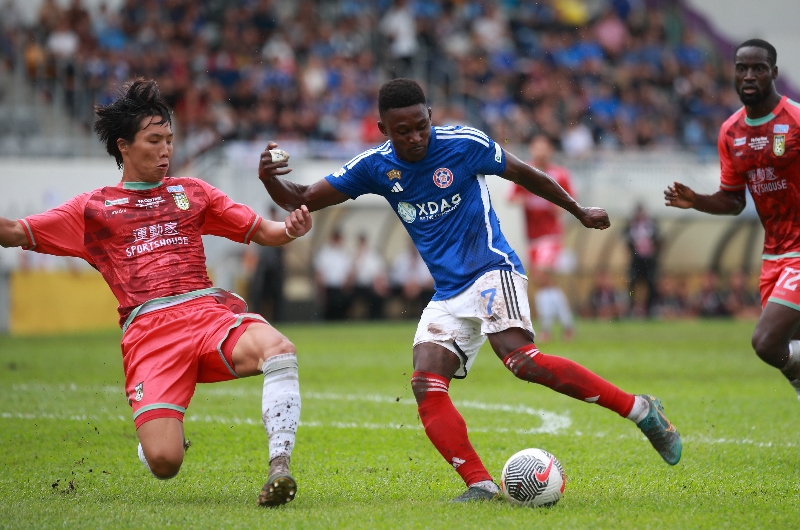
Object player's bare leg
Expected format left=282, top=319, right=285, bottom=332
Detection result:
left=751, top=302, right=800, bottom=398
left=488, top=327, right=681, bottom=465
left=136, top=418, right=186, bottom=479
left=411, top=342, right=500, bottom=502
left=232, top=323, right=300, bottom=507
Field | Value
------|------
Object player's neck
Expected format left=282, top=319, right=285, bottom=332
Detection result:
left=745, top=92, right=783, bottom=121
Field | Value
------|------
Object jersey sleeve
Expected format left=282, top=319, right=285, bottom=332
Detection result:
left=324, top=152, right=376, bottom=199
left=460, top=127, right=507, bottom=176
left=718, top=122, right=746, bottom=191
left=20, top=192, right=93, bottom=262
left=195, top=179, right=262, bottom=244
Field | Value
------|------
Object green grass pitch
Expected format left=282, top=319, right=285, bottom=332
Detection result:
left=1, top=319, right=799, bottom=529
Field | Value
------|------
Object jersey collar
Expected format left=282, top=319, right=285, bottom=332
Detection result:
left=120, top=180, right=163, bottom=190
left=744, top=95, right=787, bottom=126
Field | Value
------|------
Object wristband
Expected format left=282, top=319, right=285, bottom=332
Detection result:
left=285, top=227, right=298, bottom=239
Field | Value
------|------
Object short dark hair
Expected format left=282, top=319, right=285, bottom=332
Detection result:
left=94, top=78, right=172, bottom=169
left=378, top=78, right=427, bottom=115
left=735, top=39, right=777, bottom=67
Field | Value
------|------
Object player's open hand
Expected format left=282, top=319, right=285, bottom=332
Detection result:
left=578, top=207, right=610, bottom=230
left=664, top=181, right=696, bottom=209
left=285, top=205, right=311, bottom=239
left=258, top=141, right=292, bottom=183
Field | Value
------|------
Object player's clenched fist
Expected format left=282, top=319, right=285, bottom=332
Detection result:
left=258, top=141, right=293, bottom=182
left=285, top=205, right=312, bottom=239
left=579, top=206, right=610, bottom=230
left=664, top=181, right=696, bottom=209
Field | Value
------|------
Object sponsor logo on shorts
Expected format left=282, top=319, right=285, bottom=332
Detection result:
left=749, top=136, right=768, bottom=150
left=127, top=222, right=188, bottom=256
left=397, top=201, right=416, bottom=223
left=104, top=198, right=129, bottom=207
left=774, top=124, right=789, bottom=133
left=733, top=137, right=746, bottom=147
left=134, top=382, right=144, bottom=402
left=774, top=134, right=786, bottom=156
left=432, top=167, right=454, bottom=188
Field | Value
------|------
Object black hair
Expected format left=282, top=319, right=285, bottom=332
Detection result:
left=735, top=39, right=777, bottom=67
left=94, top=78, right=172, bottom=169
left=378, top=78, right=427, bottom=115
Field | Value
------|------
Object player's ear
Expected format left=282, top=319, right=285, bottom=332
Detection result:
left=377, top=120, right=388, bottom=137
left=773, top=64, right=779, bottom=80
left=427, top=107, right=432, bottom=122
left=117, top=137, right=129, bottom=155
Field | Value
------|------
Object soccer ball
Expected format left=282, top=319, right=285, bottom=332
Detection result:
left=500, top=448, right=565, bottom=507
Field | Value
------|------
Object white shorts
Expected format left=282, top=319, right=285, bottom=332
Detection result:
left=413, top=269, right=534, bottom=379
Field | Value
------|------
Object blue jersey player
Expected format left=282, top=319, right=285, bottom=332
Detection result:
left=258, top=79, right=682, bottom=501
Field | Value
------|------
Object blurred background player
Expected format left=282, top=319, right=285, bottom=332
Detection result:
left=390, top=239, right=435, bottom=319
left=624, top=203, right=661, bottom=318
left=665, top=39, right=800, bottom=402
left=509, top=135, right=575, bottom=341
left=0, top=79, right=311, bottom=507
left=247, top=205, right=286, bottom=322
left=314, top=229, right=353, bottom=320
left=259, top=78, right=682, bottom=502
left=350, top=233, right=389, bottom=320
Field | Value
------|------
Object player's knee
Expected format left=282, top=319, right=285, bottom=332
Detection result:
left=146, top=448, right=184, bottom=479
left=751, top=330, right=785, bottom=368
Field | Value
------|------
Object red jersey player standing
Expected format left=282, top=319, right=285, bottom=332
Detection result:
left=665, top=39, right=800, bottom=400
left=0, top=79, right=311, bottom=507
left=509, top=135, right=575, bottom=341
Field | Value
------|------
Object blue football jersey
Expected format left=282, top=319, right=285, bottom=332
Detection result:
left=325, top=125, right=526, bottom=300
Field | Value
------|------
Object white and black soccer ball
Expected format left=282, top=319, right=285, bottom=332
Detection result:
left=500, top=448, right=565, bottom=507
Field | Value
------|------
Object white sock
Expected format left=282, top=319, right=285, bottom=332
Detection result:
left=783, top=341, right=800, bottom=400
left=262, top=353, right=301, bottom=462
left=470, top=479, right=499, bottom=493
left=627, top=396, right=650, bottom=424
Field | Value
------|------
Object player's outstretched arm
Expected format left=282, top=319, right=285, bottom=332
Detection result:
left=501, top=149, right=610, bottom=230
left=251, top=206, right=312, bottom=246
left=0, top=217, right=27, bottom=248
left=664, top=181, right=745, bottom=215
left=258, top=142, right=350, bottom=212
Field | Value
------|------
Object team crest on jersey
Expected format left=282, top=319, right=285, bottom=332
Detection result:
left=387, top=169, right=402, bottom=181
left=432, top=167, right=454, bottom=188
left=397, top=201, right=416, bottom=223
left=773, top=134, right=786, bottom=156
left=134, top=382, right=144, bottom=402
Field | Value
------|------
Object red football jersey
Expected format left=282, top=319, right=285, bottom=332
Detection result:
left=718, top=96, right=800, bottom=257
left=19, top=177, right=261, bottom=326
left=509, top=164, right=574, bottom=241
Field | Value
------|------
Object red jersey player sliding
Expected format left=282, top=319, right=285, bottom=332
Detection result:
left=0, top=79, right=311, bottom=507
left=665, top=39, right=800, bottom=401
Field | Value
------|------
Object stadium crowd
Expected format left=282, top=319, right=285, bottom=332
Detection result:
left=1, top=0, right=742, bottom=162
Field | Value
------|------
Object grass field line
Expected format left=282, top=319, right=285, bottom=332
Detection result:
left=1, top=410, right=796, bottom=449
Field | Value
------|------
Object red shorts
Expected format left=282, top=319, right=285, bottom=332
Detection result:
left=760, top=257, right=800, bottom=309
left=121, top=296, right=266, bottom=428
left=528, top=236, right=562, bottom=271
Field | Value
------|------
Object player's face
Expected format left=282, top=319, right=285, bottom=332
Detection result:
left=120, top=117, right=174, bottom=182
left=378, top=105, right=432, bottom=163
left=734, top=47, right=777, bottom=106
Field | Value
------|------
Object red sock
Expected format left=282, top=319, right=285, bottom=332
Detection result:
left=411, top=371, right=491, bottom=487
left=503, top=344, right=635, bottom=417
